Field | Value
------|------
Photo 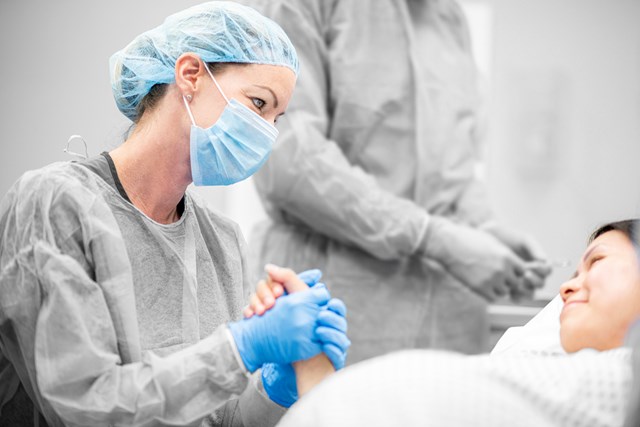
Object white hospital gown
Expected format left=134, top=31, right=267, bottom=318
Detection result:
left=278, top=348, right=632, bottom=427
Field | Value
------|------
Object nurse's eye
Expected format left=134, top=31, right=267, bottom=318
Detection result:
left=251, top=98, right=266, bottom=110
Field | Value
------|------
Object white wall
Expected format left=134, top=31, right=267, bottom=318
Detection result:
left=483, top=0, right=640, bottom=297
left=1, top=0, right=639, bottom=299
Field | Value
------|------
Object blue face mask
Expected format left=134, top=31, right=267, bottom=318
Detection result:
left=184, top=64, right=279, bottom=186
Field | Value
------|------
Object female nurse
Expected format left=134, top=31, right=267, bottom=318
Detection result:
left=0, top=2, right=348, bottom=426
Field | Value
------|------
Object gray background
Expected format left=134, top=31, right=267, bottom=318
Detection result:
left=1, top=0, right=639, bottom=299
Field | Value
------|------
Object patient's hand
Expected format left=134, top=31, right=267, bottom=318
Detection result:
left=243, top=278, right=283, bottom=318
left=244, top=266, right=320, bottom=318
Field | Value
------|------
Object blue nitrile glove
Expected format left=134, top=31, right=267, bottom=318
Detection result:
left=316, top=298, right=350, bottom=370
left=262, top=294, right=351, bottom=407
left=296, top=269, right=323, bottom=291
left=262, top=363, right=297, bottom=407
left=262, top=269, right=322, bottom=407
left=228, top=278, right=330, bottom=373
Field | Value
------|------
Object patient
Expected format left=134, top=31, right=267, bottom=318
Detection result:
left=256, top=219, right=640, bottom=426
left=559, top=220, right=640, bottom=353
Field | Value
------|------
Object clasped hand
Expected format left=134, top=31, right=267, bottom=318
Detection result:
left=422, top=217, right=552, bottom=302
left=229, top=265, right=349, bottom=371
left=227, top=265, right=349, bottom=407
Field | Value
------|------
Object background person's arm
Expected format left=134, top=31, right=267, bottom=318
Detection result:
left=243, top=0, right=429, bottom=261
left=239, top=0, right=545, bottom=301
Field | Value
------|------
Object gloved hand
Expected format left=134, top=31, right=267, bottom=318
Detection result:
left=228, top=285, right=330, bottom=373
left=316, top=298, right=350, bottom=370
left=480, top=222, right=548, bottom=261
left=420, top=216, right=528, bottom=301
left=480, top=222, right=552, bottom=301
left=260, top=271, right=350, bottom=407
left=261, top=362, right=297, bottom=407
left=262, top=293, right=351, bottom=407
left=297, top=269, right=323, bottom=289
left=254, top=268, right=350, bottom=369
left=244, top=269, right=323, bottom=318
left=261, top=269, right=322, bottom=408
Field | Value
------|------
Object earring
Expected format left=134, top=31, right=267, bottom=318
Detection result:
left=185, top=94, right=193, bottom=102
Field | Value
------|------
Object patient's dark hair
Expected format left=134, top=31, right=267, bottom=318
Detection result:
left=589, top=219, right=638, bottom=244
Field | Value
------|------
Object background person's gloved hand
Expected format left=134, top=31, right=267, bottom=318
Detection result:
left=419, top=216, right=528, bottom=301
left=480, top=222, right=552, bottom=301
left=228, top=285, right=330, bottom=373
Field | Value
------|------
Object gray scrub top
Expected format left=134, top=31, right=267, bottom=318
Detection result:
left=0, top=156, right=285, bottom=426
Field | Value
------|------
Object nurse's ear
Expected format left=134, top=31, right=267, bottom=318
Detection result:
left=174, top=53, right=207, bottom=97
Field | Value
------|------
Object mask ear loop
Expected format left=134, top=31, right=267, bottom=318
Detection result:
left=202, top=62, right=230, bottom=104
left=63, top=135, right=89, bottom=159
left=182, top=61, right=230, bottom=126
left=182, top=96, right=197, bottom=126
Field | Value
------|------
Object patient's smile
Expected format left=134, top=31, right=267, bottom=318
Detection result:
left=560, top=299, right=586, bottom=321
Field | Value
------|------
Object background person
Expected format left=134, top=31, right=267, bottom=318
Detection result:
left=0, top=3, right=348, bottom=426
left=240, top=0, right=551, bottom=363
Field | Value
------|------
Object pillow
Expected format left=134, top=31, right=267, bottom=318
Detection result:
left=491, top=295, right=565, bottom=355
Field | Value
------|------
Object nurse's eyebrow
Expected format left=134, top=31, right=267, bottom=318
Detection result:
left=255, top=85, right=279, bottom=108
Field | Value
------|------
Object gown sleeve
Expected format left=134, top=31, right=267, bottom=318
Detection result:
left=243, top=0, right=430, bottom=261
left=202, top=219, right=287, bottom=427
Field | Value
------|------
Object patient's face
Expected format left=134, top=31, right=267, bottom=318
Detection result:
left=559, top=230, right=640, bottom=353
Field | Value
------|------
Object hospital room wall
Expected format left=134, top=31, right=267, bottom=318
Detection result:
left=0, top=1, right=638, bottom=299
left=0, top=0, right=208, bottom=195
left=483, top=0, right=640, bottom=298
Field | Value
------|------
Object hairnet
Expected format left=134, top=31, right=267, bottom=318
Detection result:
left=109, top=1, right=299, bottom=120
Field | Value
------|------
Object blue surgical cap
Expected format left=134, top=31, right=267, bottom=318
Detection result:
left=109, top=1, right=299, bottom=120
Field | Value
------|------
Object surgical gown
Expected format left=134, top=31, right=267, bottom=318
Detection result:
left=243, top=0, right=493, bottom=362
left=0, top=156, right=285, bottom=426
